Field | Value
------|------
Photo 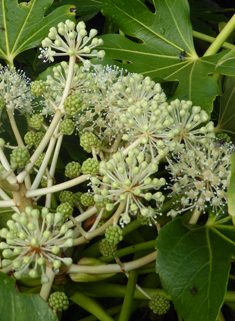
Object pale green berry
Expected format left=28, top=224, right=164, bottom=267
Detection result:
left=80, top=193, right=95, bottom=207
left=99, top=239, right=117, bottom=257
left=105, top=226, right=123, bottom=245
left=64, top=93, right=83, bottom=116
left=31, top=80, right=46, bottom=96
left=10, top=147, right=30, bottom=168
left=82, top=158, right=99, bottom=175
left=60, top=119, right=75, bottom=135
left=49, top=292, right=69, bottom=312
left=65, top=161, right=82, bottom=178
left=29, top=114, right=44, bottom=130
left=148, top=294, right=170, bottom=315
left=80, top=132, right=101, bottom=153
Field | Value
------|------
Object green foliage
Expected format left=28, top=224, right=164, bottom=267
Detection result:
left=156, top=217, right=235, bottom=321
left=0, top=0, right=76, bottom=65
left=0, top=273, right=57, bottom=321
left=100, top=0, right=228, bottom=112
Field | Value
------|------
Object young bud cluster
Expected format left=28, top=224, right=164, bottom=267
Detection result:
left=39, top=20, right=105, bottom=67
left=0, top=207, right=74, bottom=283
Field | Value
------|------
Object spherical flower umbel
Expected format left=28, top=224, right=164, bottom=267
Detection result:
left=0, top=207, right=74, bottom=284
left=167, top=140, right=233, bottom=217
left=39, top=20, right=105, bottom=67
left=91, top=148, right=166, bottom=225
left=0, top=66, right=33, bottom=114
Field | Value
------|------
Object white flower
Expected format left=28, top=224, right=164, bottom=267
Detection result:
left=0, top=207, right=74, bottom=284
left=91, top=148, right=165, bottom=225
left=167, top=140, right=233, bottom=215
left=0, top=66, right=33, bottom=114
left=39, top=20, right=105, bottom=67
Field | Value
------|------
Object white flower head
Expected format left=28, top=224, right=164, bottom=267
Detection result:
left=0, top=66, right=34, bottom=114
left=91, top=148, right=166, bottom=226
left=39, top=20, right=105, bottom=67
left=167, top=140, right=233, bottom=216
left=0, top=207, right=74, bottom=284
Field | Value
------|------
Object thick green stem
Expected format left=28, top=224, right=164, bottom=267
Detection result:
left=78, top=305, right=122, bottom=321
left=73, top=282, right=171, bottom=300
left=118, top=270, right=138, bottom=321
left=70, top=292, right=115, bottom=321
left=204, top=14, right=235, bottom=56
left=193, top=30, right=235, bottom=50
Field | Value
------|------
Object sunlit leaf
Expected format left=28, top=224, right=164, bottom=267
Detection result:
left=0, top=0, right=76, bottom=65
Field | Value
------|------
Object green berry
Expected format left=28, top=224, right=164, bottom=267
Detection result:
left=65, top=161, right=82, bottom=178
left=10, top=148, right=30, bottom=168
left=82, top=158, right=99, bottom=175
left=56, top=202, right=73, bottom=220
left=105, top=226, right=123, bottom=245
left=148, top=294, right=170, bottom=315
left=24, top=131, right=37, bottom=147
left=59, top=191, right=75, bottom=206
left=41, top=177, right=47, bottom=187
left=137, top=213, right=150, bottom=226
left=31, top=80, right=46, bottom=97
left=60, top=119, right=75, bottom=135
left=80, top=193, right=95, bottom=207
left=35, top=153, right=45, bottom=167
left=215, top=133, right=230, bottom=143
left=0, top=95, right=5, bottom=113
left=80, top=132, right=101, bottom=153
left=74, top=191, right=83, bottom=203
left=34, top=132, right=44, bottom=148
left=99, top=239, right=117, bottom=257
left=64, top=93, right=83, bottom=116
left=29, top=114, right=44, bottom=130
left=49, top=292, right=69, bottom=312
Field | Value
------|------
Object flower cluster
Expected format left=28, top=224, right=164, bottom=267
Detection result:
left=0, top=66, right=33, bottom=114
left=167, top=140, right=233, bottom=217
left=39, top=20, right=105, bottom=67
left=0, top=207, right=74, bottom=283
left=91, top=148, right=165, bottom=225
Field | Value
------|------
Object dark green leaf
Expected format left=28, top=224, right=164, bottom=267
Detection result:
left=227, top=152, right=235, bottom=217
left=156, top=217, right=235, bottom=321
left=0, top=273, right=58, bottom=321
left=215, top=50, right=235, bottom=76
left=0, top=0, right=76, bottom=65
left=47, top=0, right=102, bottom=16
left=216, top=76, right=235, bottom=141
left=100, top=0, right=227, bottom=112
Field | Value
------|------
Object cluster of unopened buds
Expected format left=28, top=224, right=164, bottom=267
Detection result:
left=0, top=207, right=74, bottom=283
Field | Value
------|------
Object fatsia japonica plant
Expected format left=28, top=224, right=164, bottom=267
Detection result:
left=2, top=0, right=235, bottom=321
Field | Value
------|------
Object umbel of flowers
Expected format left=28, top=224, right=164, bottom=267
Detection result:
left=0, top=207, right=74, bottom=284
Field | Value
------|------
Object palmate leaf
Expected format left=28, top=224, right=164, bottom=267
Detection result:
left=101, top=0, right=228, bottom=112
left=0, top=0, right=76, bottom=66
left=156, top=217, right=235, bottom=321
